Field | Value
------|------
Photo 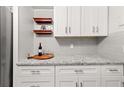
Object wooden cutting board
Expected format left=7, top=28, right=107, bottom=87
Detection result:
left=28, top=53, right=54, bottom=60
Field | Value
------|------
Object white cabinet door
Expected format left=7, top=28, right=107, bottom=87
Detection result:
left=56, top=76, right=78, bottom=87
left=79, top=77, right=100, bottom=87
left=54, top=7, right=68, bottom=36
left=102, top=76, right=123, bottom=87
left=82, top=6, right=108, bottom=36
left=68, top=7, right=81, bottom=36
left=83, top=6, right=98, bottom=36
left=56, top=66, right=101, bottom=87
left=54, top=6, right=81, bottom=37
left=97, top=7, right=108, bottom=36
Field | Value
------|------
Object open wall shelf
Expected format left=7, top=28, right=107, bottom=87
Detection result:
left=33, top=18, right=53, bottom=24
left=33, top=30, right=53, bottom=35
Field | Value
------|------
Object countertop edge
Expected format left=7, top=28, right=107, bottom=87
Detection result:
left=16, top=63, right=124, bottom=66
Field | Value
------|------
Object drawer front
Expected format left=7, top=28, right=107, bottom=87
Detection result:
left=14, top=76, right=54, bottom=87
left=16, top=66, right=54, bottom=76
left=101, top=76, right=123, bottom=87
left=56, top=66, right=100, bottom=76
left=102, top=65, right=123, bottom=76
left=14, top=82, right=54, bottom=87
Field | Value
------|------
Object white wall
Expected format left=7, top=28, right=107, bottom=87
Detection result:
left=33, top=9, right=97, bottom=56
left=18, top=6, right=124, bottom=61
left=18, top=7, right=34, bottom=60
left=97, top=7, right=124, bottom=61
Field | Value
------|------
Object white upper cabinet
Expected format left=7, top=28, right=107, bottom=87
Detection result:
left=82, top=6, right=108, bottom=36
left=67, top=7, right=81, bottom=36
left=97, top=7, right=108, bottom=36
left=54, top=6, right=81, bottom=37
left=54, top=7, right=67, bottom=36
left=54, top=6, right=108, bottom=37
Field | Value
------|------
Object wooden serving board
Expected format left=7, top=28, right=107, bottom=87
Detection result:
left=28, top=53, right=54, bottom=60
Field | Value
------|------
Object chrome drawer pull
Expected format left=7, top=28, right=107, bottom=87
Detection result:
left=109, top=69, right=118, bottom=71
left=30, top=85, right=40, bottom=87
left=31, top=70, right=40, bottom=74
left=75, top=69, right=83, bottom=73
left=76, top=82, right=78, bottom=87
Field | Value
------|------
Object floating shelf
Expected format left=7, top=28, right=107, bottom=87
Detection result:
left=27, top=53, right=54, bottom=60
left=33, top=30, right=53, bottom=35
left=33, top=18, right=53, bottom=24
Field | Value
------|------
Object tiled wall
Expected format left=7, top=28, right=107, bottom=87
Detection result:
left=97, top=7, right=124, bottom=61
left=33, top=36, right=97, bottom=56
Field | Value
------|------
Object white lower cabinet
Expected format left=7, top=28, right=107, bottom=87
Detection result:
left=14, top=65, right=124, bottom=87
left=55, top=66, right=101, bottom=87
left=13, top=66, right=54, bottom=87
left=55, top=65, right=124, bottom=87
left=56, top=76, right=100, bottom=87
left=101, top=65, right=124, bottom=87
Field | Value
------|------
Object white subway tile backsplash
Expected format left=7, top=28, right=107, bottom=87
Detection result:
left=33, top=37, right=97, bottom=56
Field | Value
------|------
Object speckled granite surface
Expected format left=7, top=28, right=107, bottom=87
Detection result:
left=17, top=55, right=124, bottom=66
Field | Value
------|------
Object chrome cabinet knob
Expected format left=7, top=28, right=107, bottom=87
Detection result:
left=65, top=27, right=68, bottom=34
left=76, top=82, right=78, bottom=87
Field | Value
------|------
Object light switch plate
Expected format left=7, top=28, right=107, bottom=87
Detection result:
left=70, top=44, right=74, bottom=48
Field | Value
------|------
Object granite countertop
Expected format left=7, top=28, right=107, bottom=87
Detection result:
left=16, top=55, right=124, bottom=66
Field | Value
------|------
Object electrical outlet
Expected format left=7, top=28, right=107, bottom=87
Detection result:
left=70, top=44, right=74, bottom=48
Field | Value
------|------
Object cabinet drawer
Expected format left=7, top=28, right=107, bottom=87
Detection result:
left=14, top=81, right=54, bottom=87
left=14, top=76, right=54, bottom=87
left=102, top=65, right=123, bottom=76
left=56, top=66, right=100, bottom=76
left=101, top=76, right=123, bottom=87
left=16, top=66, right=54, bottom=76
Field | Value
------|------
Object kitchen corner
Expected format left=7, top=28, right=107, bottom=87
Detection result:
left=12, top=6, right=124, bottom=87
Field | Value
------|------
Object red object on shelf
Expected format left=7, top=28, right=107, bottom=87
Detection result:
left=33, top=18, right=53, bottom=24
left=33, top=30, right=53, bottom=34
